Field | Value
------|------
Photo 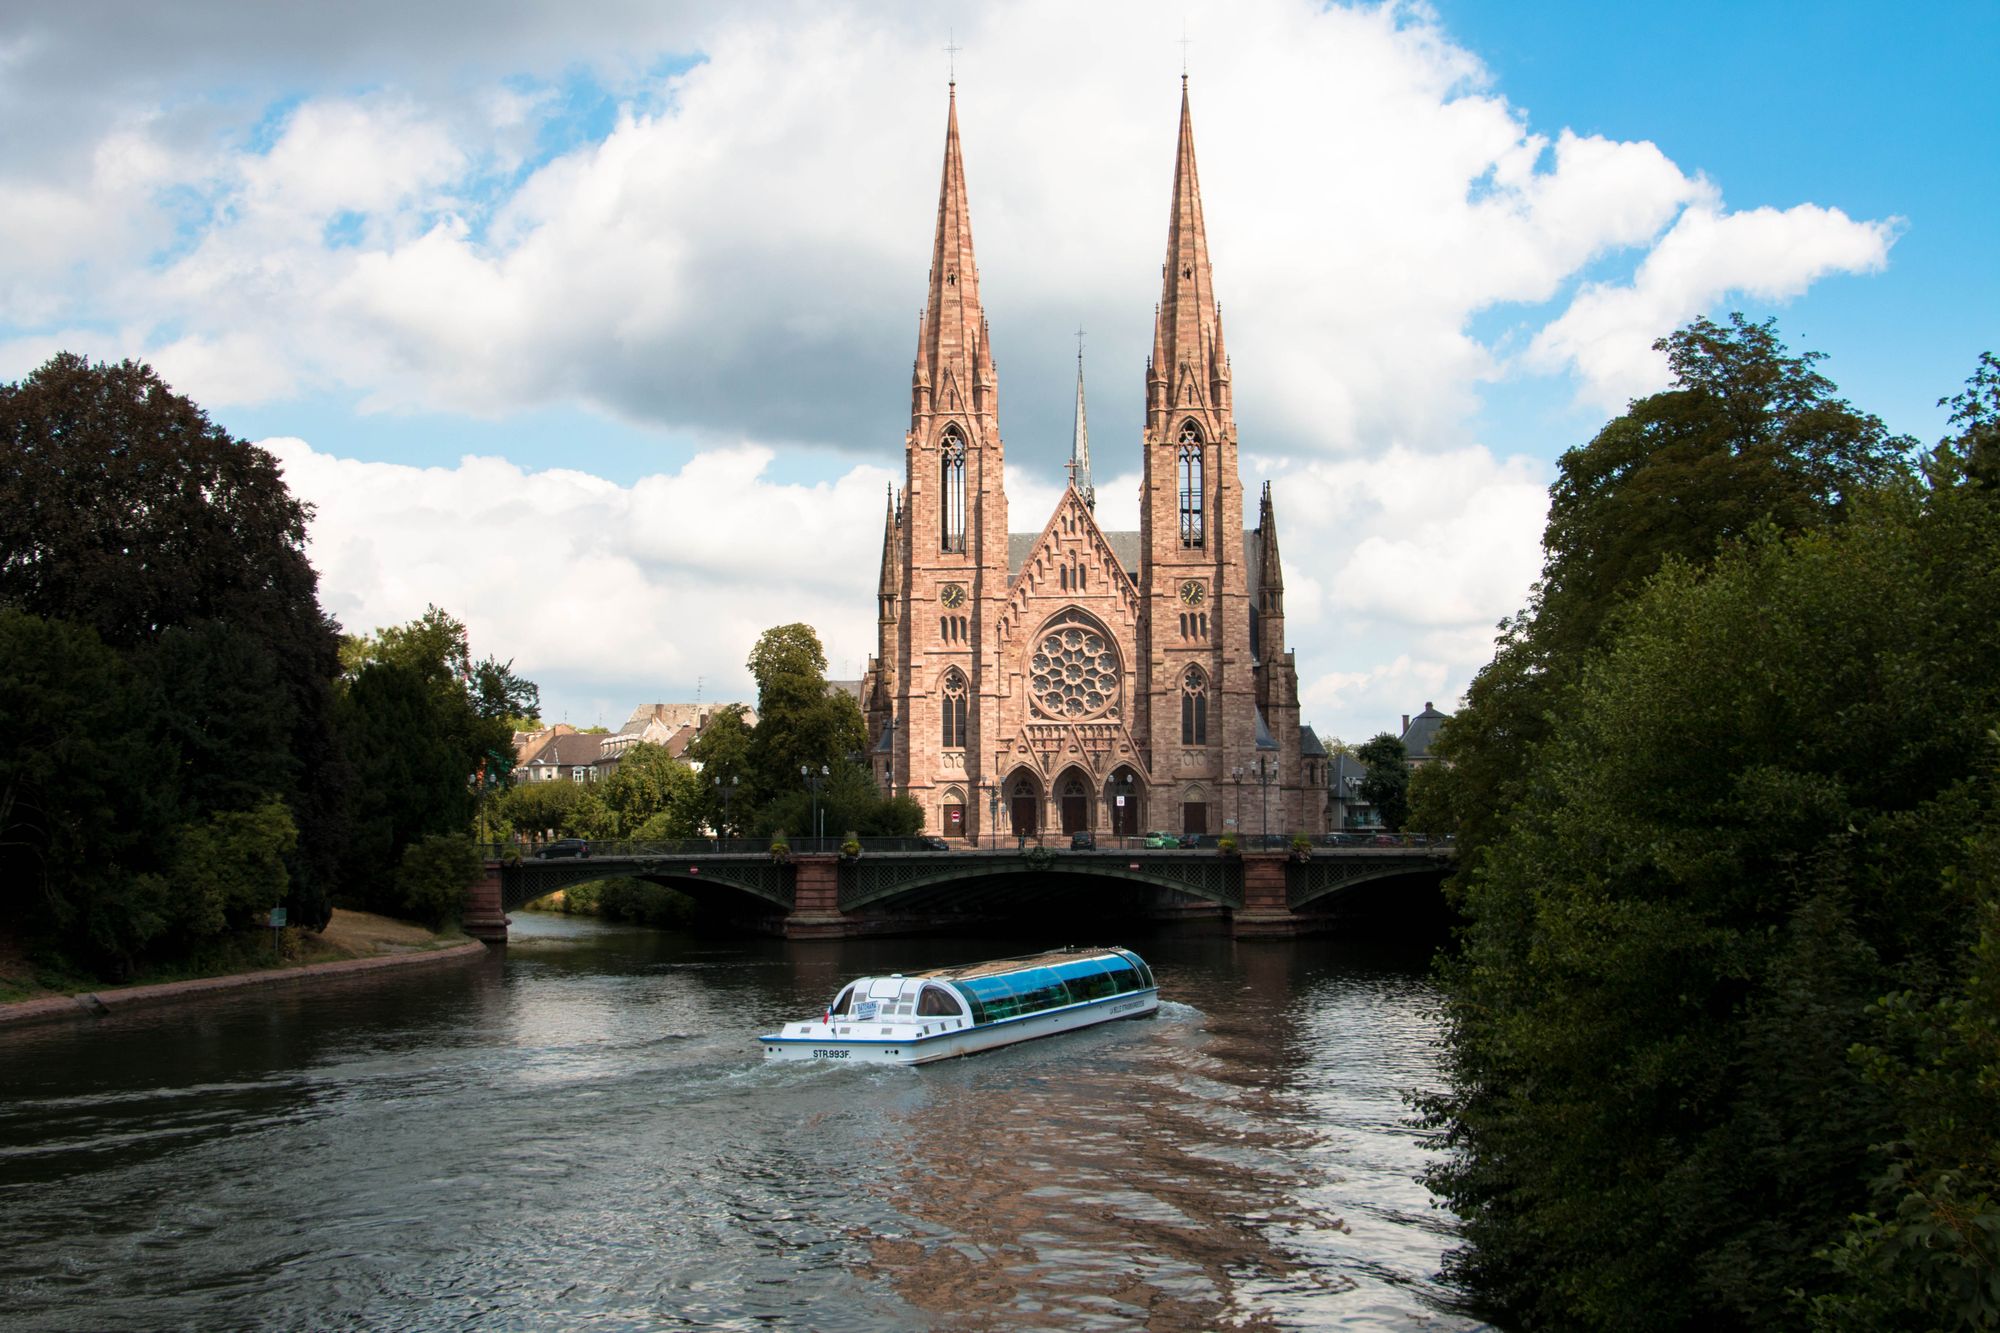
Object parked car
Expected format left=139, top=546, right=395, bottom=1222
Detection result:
left=1069, top=830, right=1096, bottom=850
left=920, top=836, right=950, bottom=851
left=1369, top=833, right=1403, bottom=847
left=536, top=838, right=591, bottom=859
left=1320, top=831, right=1364, bottom=847
left=1179, top=832, right=1221, bottom=849
left=1142, top=830, right=1180, bottom=848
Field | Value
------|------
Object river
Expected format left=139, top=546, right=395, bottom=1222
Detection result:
left=0, top=915, right=1485, bottom=1330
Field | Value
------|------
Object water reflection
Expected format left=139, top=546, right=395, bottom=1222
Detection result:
left=0, top=918, right=1481, bottom=1331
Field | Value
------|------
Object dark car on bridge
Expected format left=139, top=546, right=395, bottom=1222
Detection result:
left=920, top=836, right=951, bottom=851
left=1069, top=830, right=1096, bottom=850
left=535, top=838, right=591, bottom=859
left=1179, top=833, right=1222, bottom=849
left=1320, top=831, right=1364, bottom=847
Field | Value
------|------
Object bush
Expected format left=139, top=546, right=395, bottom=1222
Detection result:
left=394, top=833, right=482, bottom=928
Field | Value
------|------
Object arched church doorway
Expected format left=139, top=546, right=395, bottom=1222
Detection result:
left=1058, top=770, right=1090, bottom=835
left=1007, top=772, right=1041, bottom=839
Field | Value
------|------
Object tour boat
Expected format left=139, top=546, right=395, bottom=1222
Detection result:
left=759, top=946, right=1159, bottom=1065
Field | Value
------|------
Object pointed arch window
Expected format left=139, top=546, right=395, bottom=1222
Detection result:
left=1177, top=422, right=1205, bottom=548
left=941, top=668, right=968, bottom=749
left=1181, top=665, right=1209, bottom=745
left=940, top=429, right=967, bottom=554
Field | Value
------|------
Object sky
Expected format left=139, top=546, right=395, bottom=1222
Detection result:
left=3, top=0, right=1993, bottom=745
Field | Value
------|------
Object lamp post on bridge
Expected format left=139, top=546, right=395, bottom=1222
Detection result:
left=801, top=764, right=829, bottom=846
left=712, top=774, right=738, bottom=842
left=1254, top=755, right=1274, bottom=846
left=988, top=787, right=1000, bottom=850
left=1111, top=772, right=1134, bottom=843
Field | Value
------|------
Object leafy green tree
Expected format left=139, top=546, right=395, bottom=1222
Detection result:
left=337, top=606, right=529, bottom=914
left=686, top=705, right=754, bottom=833
left=1423, top=468, right=2000, bottom=1329
left=495, top=779, right=610, bottom=842
left=1943, top=351, right=2000, bottom=492
left=1417, top=315, right=1912, bottom=873
left=0, top=609, right=177, bottom=972
left=394, top=833, right=482, bottom=928
left=1356, top=732, right=1410, bottom=832
left=1809, top=743, right=2000, bottom=1331
left=743, top=623, right=866, bottom=809
left=0, top=352, right=349, bottom=928
left=166, top=799, right=297, bottom=943
left=600, top=743, right=702, bottom=837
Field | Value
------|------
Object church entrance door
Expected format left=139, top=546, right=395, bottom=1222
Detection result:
left=1011, top=795, right=1038, bottom=839
left=1183, top=802, right=1209, bottom=836
left=1060, top=776, right=1088, bottom=834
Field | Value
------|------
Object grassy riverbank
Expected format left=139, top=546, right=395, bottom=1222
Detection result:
left=0, top=909, right=465, bottom=1005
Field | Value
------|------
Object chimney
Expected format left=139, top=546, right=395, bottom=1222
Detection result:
left=1402, top=714, right=1410, bottom=733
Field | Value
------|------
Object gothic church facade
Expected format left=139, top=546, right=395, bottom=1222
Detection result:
left=861, top=81, right=1330, bottom=843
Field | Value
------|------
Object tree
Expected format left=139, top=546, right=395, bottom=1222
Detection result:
left=337, top=606, right=528, bottom=914
left=0, top=352, right=348, bottom=928
left=600, top=743, right=702, bottom=837
left=0, top=609, right=178, bottom=972
left=742, top=624, right=866, bottom=808
left=1942, top=350, right=2000, bottom=492
left=686, top=705, right=754, bottom=834
left=1355, top=733, right=1410, bottom=832
left=494, top=779, right=609, bottom=842
left=1416, top=315, right=1912, bottom=874
left=1423, top=466, right=2000, bottom=1329
left=394, top=833, right=483, bottom=928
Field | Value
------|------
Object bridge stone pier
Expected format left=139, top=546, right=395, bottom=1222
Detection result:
left=463, top=865, right=509, bottom=944
left=464, top=842, right=1452, bottom=943
left=785, top=854, right=848, bottom=939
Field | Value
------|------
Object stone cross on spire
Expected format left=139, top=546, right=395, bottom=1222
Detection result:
left=1068, top=327, right=1095, bottom=512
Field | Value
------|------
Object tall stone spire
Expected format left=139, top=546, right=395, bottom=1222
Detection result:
left=1257, top=479, right=1286, bottom=638
left=877, top=485, right=900, bottom=619
left=1068, top=339, right=1095, bottom=512
left=1150, top=76, right=1226, bottom=416
left=914, top=84, right=988, bottom=420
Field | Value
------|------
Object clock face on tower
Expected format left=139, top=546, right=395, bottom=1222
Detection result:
left=940, top=583, right=967, bottom=608
left=1179, top=579, right=1206, bottom=606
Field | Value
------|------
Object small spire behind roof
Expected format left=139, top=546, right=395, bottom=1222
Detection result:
left=1069, top=327, right=1095, bottom=512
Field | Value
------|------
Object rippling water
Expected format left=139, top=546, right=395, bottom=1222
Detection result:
left=0, top=917, right=1485, bottom=1330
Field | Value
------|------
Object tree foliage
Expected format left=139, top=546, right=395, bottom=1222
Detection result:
left=1421, top=335, right=2000, bottom=1329
left=394, top=833, right=482, bottom=929
left=1356, top=732, right=1410, bottom=832
left=0, top=353, right=351, bottom=956
left=1416, top=314, right=1912, bottom=872
left=337, top=606, right=525, bottom=910
left=600, top=742, right=703, bottom=838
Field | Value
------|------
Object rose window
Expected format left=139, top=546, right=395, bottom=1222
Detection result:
left=1030, top=617, right=1120, bottom=719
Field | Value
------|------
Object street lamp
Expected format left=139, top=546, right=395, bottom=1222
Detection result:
left=801, top=764, right=829, bottom=845
left=1111, top=772, right=1134, bottom=841
left=1256, top=755, right=1274, bottom=845
left=713, top=774, right=738, bottom=842
left=988, top=787, right=1000, bottom=850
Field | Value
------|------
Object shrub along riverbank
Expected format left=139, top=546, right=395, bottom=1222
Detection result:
left=0, top=910, right=467, bottom=1007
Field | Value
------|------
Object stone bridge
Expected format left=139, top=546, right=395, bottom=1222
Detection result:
left=462, top=844, right=1454, bottom=942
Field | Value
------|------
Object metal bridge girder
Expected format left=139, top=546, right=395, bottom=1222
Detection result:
left=839, top=850, right=1244, bottom=913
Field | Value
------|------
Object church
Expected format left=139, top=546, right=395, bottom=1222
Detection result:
left=861, top=79, right=1332, bottom=845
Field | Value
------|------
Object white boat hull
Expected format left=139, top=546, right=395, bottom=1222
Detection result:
left=760, top=989, right=1158, bottom=1066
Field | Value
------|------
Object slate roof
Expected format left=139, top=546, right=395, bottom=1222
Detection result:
left=1299, top=724, right=1326, bottom=758
left=525, top=731, right=606, bottom=768
left=1399, top=702, right=1451, bottom=762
